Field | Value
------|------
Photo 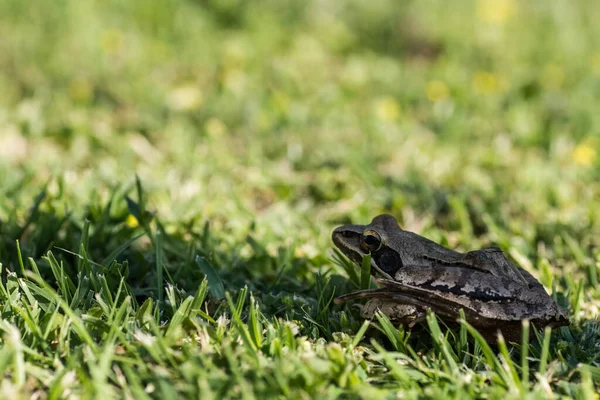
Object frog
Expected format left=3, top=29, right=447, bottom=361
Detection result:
left=332, top=214, right=569, bottom=341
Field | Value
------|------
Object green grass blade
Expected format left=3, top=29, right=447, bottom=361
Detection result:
left=101, top=233, right=144, bottom=267
left=521, top=320, right=530, bottom=389
left=195, top=255, right=225, bottom=299
left=15, top=240, right=26, bottom=277
left=155, top=229, right=164, bottom=321
left=538, top=327, right=552, bottom=375
left=360, top=253, right=372, bottom=290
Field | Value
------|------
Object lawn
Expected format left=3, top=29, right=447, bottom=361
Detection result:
left=1, top=0, right=599, bottom=398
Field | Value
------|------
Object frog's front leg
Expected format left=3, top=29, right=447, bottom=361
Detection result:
left=361, top=299, right=428, bottom=327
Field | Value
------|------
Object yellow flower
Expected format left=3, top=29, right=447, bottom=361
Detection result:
left=541, top=64, right=564, bottom=90
left=426, top=80, right=449, bottom=102
left=126, top=214, right=139, bottom=228
left=572, top=138, right=597, bottom=166
left=270, top=91, right=290, bottom=114
left=591, top=54, right=600, bottom=74
left=100, top=29, right=124, bottom=55
left=374, top=96, right=401, bottom=121
left=476, top=0, right=516, bottom=25
left=167, top=85, right=203, bottom=111
left=341, top=60, right=368, bottom=89
left=472, top=72, right=499, bottom=95
left=222, top=38, right=249, bottom=67
left=572, top=143, right=596, bottom=166
left=204, top=118, right=228, bottom=138
left=68, top=78, right=93, bottom=102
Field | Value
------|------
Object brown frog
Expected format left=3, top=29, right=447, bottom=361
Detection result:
left=332, top=214, right=569, bottom=341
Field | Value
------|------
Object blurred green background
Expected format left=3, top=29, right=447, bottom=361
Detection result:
left=3, top=0, right=600, bottom=307
left=3, top=0, right=600, bottom=233
left=3, top=0, right=600, bottom=312
left=1, top=0, right=600, bottom=396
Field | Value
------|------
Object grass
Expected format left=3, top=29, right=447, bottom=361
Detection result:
left=1, top=0, right=600, bottom=398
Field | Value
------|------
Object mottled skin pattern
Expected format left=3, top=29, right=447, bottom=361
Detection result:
left=333, top=214, right=569, bottom=341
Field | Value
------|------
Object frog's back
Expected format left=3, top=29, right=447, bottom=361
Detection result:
left=393, top=229, right=463, bottom=266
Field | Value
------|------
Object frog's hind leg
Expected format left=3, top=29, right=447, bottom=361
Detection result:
left=463, top=248, right=530, bottom=285
left=470, top=248, right=551, bottom=294
left=430, top=247, right=536, bottom=288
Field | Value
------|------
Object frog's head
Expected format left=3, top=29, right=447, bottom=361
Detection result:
left=332, top=214, right=403, bottom=278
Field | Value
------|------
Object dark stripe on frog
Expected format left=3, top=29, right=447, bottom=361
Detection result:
left=423, top=248, right=529, bottom=286
left=404, top=274, right=519, bottom=303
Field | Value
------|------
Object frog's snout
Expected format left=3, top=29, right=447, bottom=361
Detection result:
left=331, top=225, right=361, bottom=248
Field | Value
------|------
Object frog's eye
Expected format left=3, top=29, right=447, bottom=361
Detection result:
left=361, top=230, right=382, bottom=252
